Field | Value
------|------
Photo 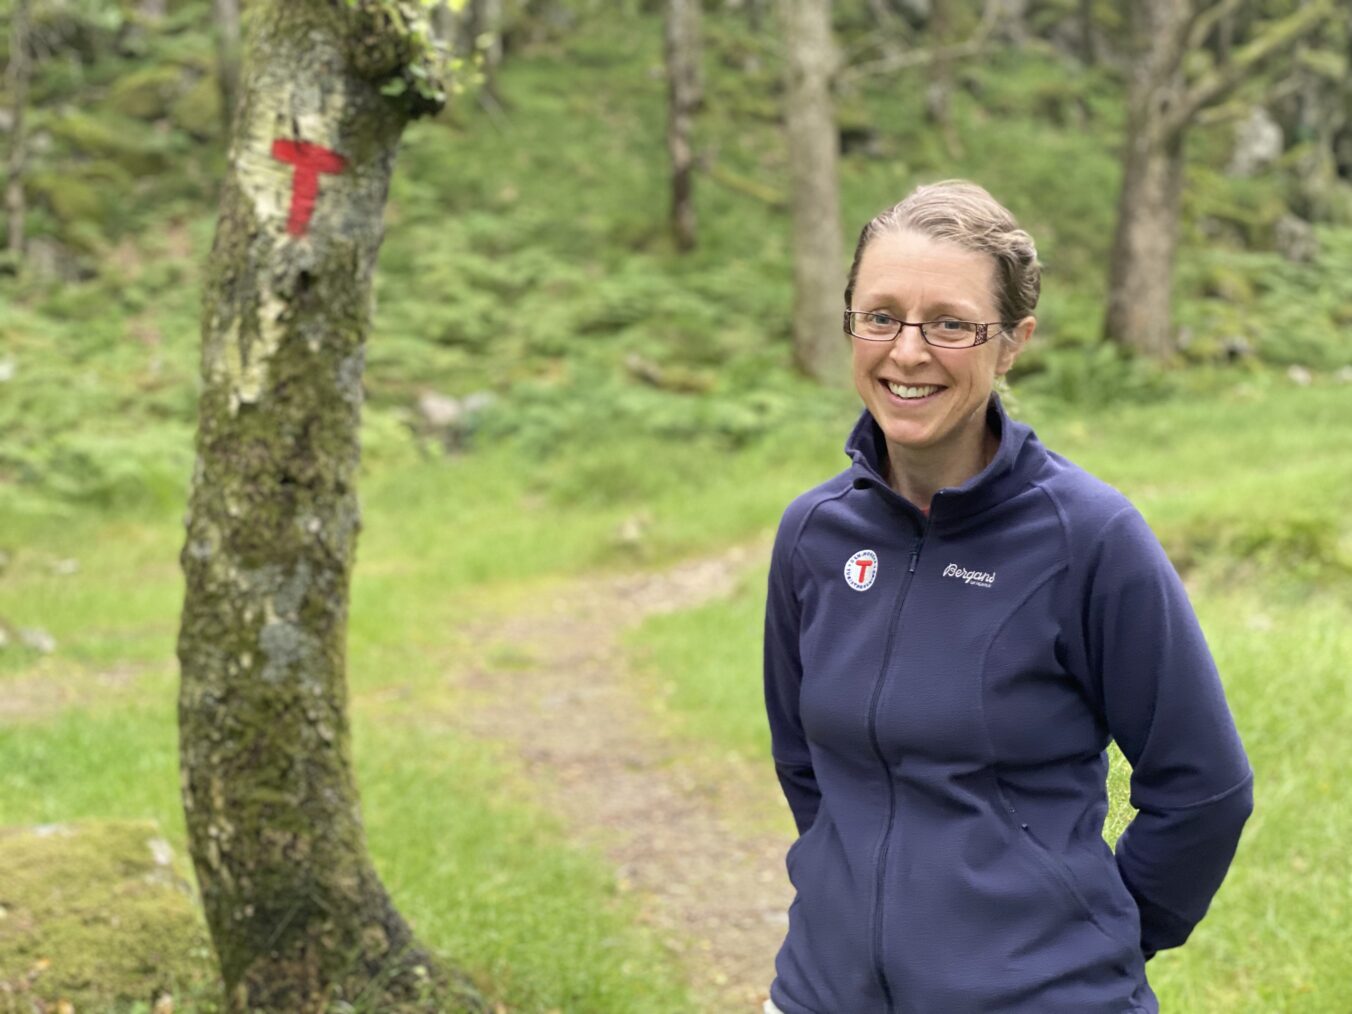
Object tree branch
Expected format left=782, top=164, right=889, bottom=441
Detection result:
left=837, top=4, right=998, bottom=88
left=1166, top=0, right=1334, bottom=138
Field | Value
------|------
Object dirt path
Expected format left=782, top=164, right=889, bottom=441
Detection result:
left=453, top=541, right=794, bottom=1012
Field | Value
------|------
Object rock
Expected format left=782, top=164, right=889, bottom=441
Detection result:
left=1222, top=336, right=1252, bottom=362
left=1228, top=107, right=1284, bottom=178
left=0, top=819, right=221, bottom=1011
left=1286, top=365, right=1313, bottom=386
left=1273, top=213, right=1318, bottom=264
left=17, top=627, right=57, bottom=653
left=414, top=389, right=496, bottom=451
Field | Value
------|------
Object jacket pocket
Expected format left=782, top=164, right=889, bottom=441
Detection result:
left=991, top=776, right=1135, bottom=953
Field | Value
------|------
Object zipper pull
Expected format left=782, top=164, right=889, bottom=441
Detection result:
left=908, top=541, right=920, bottom=574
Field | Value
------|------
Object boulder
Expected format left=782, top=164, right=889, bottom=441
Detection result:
left=0, top=819, right=222, bottom=1012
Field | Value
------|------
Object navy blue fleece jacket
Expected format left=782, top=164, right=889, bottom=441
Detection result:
left=764, top=396, right=1254, bottom=1014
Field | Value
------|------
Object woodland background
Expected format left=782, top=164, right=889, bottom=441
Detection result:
left=0, top=0, right=1350, bottom=1011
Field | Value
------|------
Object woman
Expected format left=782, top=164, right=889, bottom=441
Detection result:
left=762, top=180, right=1253, bottom=1014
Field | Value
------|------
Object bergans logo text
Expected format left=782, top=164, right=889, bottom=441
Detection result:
left=943, top=563, right=996, bottom=589
left=844, top=550, right=879, bottom=591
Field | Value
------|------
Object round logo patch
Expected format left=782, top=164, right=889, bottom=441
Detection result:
left=844, top=549, right=879, bottom=591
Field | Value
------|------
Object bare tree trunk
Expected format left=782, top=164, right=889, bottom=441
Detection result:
left=779, top=0, right=845, bottom=383
left=212, top=0, right=242, bottom=138
left=665, top=0, right=701, bottom=252
left=5, top=0, right=30, bottom=260
left=477, top=0, right=503, bottom=94
left=1103, top=0, right=1332, bottom=357
left=984, top=0, right=1026, bottom=46
left=176, top=3, right=485, bottom=1011
left=139, top=0, right=168, bottom=20
left=925, top=0, right=961, bottom=157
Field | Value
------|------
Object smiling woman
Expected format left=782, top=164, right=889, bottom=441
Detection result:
left=761, top=180, right=1254, bottom=1014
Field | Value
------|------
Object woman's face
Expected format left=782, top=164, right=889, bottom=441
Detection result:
left=849, top=228, right=1031, bottom=458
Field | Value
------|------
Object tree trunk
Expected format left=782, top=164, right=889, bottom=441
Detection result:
left=5, top=0, right=30, bottom=260
left=1103, top=0, right=1331, bottom=357
left=1104, top=120, right=1186, bottom=359
left=212, top=0, right=242, bottom=138
left=139, top=0, right=168, bottom=20
left=665, top=0, right=701, bottom=252
left=779, top=0, right=846, bottom=383
left=925, top=0, right=961, bottom=157
left=176, top=3, right=485, bottom=1012
left=1103, top=0, right=1188, bottom=358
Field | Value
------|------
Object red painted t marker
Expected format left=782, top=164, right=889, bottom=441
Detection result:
left=855, top=559, right=874, bottom=584
left=271, top=139, right=347, bottom=236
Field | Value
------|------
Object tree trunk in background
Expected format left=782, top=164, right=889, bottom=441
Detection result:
left=176, top=3, right=485, bottom=1011
left=139, top=0, right=168, bottom=20
left=1104, top=0, right=1332, bottom=358
left=665, top=0, right=701, bottom=252
left=476, top=0, right=503, bottom=94
left=5, top=0, right=29, bottom=260
left=925, top=0, right=961, bottom=156
left=984, top=0, right=1027, bottom=46
left=779, top=0, right=846, bottom=383
left=212, top=0, right=242, bottom=138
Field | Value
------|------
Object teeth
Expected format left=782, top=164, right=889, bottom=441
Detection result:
left=887, top=382, right=942, bottom=399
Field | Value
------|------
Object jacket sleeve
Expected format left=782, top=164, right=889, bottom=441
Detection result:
left=1088, top=506, right=1254, bottom=960
left=763, top=506, right=820, bottom=835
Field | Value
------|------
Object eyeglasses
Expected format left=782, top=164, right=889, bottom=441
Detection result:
left=843, top=310, right=1008, bottom=349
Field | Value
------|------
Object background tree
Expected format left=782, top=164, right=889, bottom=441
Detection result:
left=175, top=1, right=485, bottom=1010
left=1104, top=0, right=1333, bottom=358
left=779, top=0, right=845, bottom=383
left=664, top=0, right=701, bottom=251
left=211, top=0, right=241, bottom=137
left=5, top=0, right=29, bottom=261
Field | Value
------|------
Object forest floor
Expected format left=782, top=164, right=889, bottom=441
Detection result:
left=443, top=540, right=791, bottom=1013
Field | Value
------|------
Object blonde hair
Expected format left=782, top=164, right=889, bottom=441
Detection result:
left=843, top=180, right=1042, bottom=335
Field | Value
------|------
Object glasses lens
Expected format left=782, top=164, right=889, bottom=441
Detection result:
left=851, top=312, right=899, bottom=341
left=924, top=321, right=980, bottom=347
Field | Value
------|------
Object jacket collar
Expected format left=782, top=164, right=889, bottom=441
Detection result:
left=844, top=392, right=1040, bottom=528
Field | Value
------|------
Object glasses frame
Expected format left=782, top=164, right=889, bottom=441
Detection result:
left=843, top=310, right=1009, bottom=349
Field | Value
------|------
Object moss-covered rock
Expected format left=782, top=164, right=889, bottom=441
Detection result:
left=169, top=74, right=222, bottom=141
left=47, top=110, right=172, bottom=176
left=0, top=819, right=224, bottom=1013
left=106, top=63, right=188, bottom=120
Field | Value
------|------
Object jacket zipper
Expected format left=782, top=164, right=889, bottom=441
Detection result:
left=867, top=524, right=927, bottom=1012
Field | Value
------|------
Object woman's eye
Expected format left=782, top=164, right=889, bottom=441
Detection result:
left=867, top=314, right=892, bottom=326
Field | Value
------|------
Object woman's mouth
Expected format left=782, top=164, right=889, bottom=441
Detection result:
left=882, top=380, right=945, bottom=404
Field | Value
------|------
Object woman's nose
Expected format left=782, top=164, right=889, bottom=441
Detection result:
left=889, top=323, right=932, bottom=365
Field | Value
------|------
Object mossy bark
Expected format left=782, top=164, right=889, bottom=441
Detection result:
left=175, top=3, right=483, bottom=1012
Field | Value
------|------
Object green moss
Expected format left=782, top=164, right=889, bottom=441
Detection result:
left=27, top=171, right=105, bottom=227
left=170, top=73, right=222, bottom=140
left=106, top=63, right=189, bottom=121
left=47, top=110, right=173, bottom=176
left=0, top=819, right=224, bottom=1012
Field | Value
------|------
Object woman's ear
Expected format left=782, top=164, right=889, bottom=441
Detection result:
left=996, top=316, right=1036, bottom=376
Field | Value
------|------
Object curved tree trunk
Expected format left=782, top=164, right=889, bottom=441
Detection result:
left=176, top=3, right=485, bottom=1011
left=779, top=0, right=846, bottom=383
left=665, top=0, right=701, bottom=252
